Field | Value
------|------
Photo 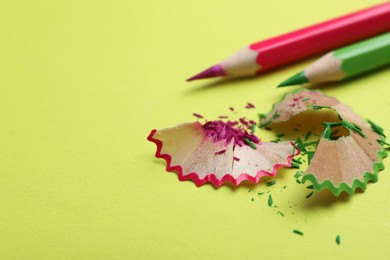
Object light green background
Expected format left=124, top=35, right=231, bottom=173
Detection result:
left=0, top=0, right=389, bottom=259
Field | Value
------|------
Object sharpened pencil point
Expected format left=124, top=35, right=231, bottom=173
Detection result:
left=187, top=65, right=226, bottom=81
left=277, top=72, right=309, bottom=87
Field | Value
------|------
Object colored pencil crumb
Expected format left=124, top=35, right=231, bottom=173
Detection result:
left=239, top=117, right=249, bottom=127
left=229, top=107, right=234, bottom=111
left=294, top=171, right=303, bottom=178
left=215, top=149, right=226, bottom=155
left=306, top=191, right=314, bottom=198
left=322, top=125, right=332, bottom=139
left=343, top=120, right=366, bottom=138
left=202, top=120, right=260, bottom=147
left=258, top=192, right=264, bottom=196
left=305, top=131, right=312, bottom=140
left=293, top=229, right=304, bottom=236
left=312, top=105, right=331, bottom=110
left=244, top=138, right=257, bottom=149
left=251, top=123, right=256, bottom=134
left=259, top=113, right=279, bottom=128
left=292, top=158, right=302, bottom=164
left=248, top=189, right=252, bottom=193
left=276, top=133, right=285, bottom=138
left=277, top=211, right=284, bottom=217
left=245, top=102, right=255, bottom=109
left=271, top=112, right=279, bottom=120
left=291, top=163, right=300, bottom=169
left=251, top=198, right=254, bottom=201
left=368, top=120, right=386, bottom=137
left=192, top=113, right=204, bottom=119
left=258, top=113, right=266, bottom=120
left=336, top=235, right=341, bottom=245
left=233, top=156, right=240, bottom=161
left=292, top=145, right=296, bottom=157
left=378, top=139, right=390, bottom=148
left=259, top=120, right=272, bottom=128
left=306, top=151, right=315, bottom=164
left=266, top=180, right=276, bottom=186
left=268, top=194, right=273, bottom=206
left=306, top=185, right=314, bottom=189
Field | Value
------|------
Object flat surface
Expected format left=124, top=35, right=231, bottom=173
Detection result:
left=0, top=0, right=389, bottom=259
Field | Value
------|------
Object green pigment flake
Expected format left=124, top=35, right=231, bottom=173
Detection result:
left=306, top=151, right=315, bottom=164
left=266, top=180, right=276, bottom=186
left=368, top=119, right=385, bottom=137
left=342, top=121, right=366, bottom=138
left=305, top=131, right=312, bottom=141
left=293, top=229, right=304, bottom=236
left=306, top=191, right=314, bottom=198
left=258, top=113, right=266, bottom=120
left=336, top=235, right=341, bottom=245
left=294, top=171, right=303, bottom=178
left=312, top=105, right=331, bottom=110
left=322, top=125, right=332, bottom=139
left=378, top=139, right=390, bottom=148
left=244, top=138, right=257, bottom=149
left=268, top=194, right=273, bottom=207
left=291, top=163, right=300, bottom=169
left=292, top=158, right=302, bottom=164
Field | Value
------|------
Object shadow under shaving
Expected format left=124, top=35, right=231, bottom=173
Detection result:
left=268, top=108, right=347, bottom=141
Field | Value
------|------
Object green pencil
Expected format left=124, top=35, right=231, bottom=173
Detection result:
left=278, top=32, right=390, bottom=87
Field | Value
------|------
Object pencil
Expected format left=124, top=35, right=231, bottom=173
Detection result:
left=187, top=2, right=390, bottom=81
left=278, top=32, right=390, bottom=87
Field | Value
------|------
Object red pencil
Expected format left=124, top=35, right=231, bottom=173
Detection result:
left=187, top=2, right=390, bottom=81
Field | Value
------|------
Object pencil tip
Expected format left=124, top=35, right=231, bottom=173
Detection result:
left=187, top=65, right=225, bottom=81
left=277, top=72, right=308, bottom=87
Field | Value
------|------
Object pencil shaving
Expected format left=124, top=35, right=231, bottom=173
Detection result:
left=260, top=89, right=388, bottom=196
left=147, top=121, right=298, bottom=187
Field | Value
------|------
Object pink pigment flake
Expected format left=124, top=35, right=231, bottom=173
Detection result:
left=202, top=120, right=260, bottom=147
left=193, top=113, right=204, bottom=119
left=233, top=157, right=240, bottom=161
left=293, top=96, right=303, bottom=102
left=239, top=117, right=249, bottom=127
left=215, top=149, right=227, bottom=155
left=245, top=102, right=255, bottom=109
